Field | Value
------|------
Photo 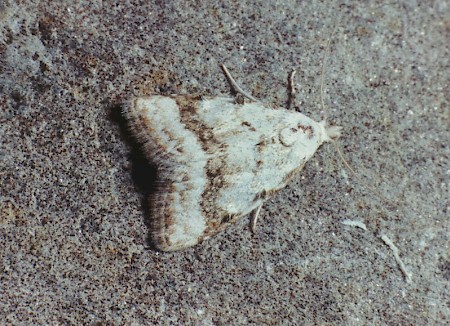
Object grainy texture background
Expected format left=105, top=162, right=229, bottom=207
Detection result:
left=1, top=0, right=448, bottom=324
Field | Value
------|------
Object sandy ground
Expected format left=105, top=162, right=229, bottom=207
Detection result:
left=1, top=1, right=449, bottom=324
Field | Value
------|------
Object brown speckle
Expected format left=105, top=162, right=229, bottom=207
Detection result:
left=241, top=121, right=256, bottom=131
left=298, top=124, right=314, bottom=138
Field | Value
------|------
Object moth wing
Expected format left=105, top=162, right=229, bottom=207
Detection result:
left=197, top=98, right=325, bottom=217
left=125, top=95, right=327, bottom=251
left=125, top=96, right=209, bottom=251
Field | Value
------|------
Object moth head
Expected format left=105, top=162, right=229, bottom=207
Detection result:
left=278, top=119, right=342, bottom=156
left=279, top=126, right=308, bottom=147
left=279, top=121, right=328, bottom=147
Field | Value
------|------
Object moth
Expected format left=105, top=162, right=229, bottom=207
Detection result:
left=124, top=65, right=341, bottom=251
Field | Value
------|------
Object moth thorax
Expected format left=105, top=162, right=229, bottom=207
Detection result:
left=279, top=124, right=315, bottom=147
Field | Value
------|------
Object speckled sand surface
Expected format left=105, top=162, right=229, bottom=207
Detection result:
left=1, top=1, right=449, bottom=324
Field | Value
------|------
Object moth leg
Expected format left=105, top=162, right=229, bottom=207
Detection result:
left=290, top=70, right=297, bottom=96
left=250, top=204, right=263, bottom=233
left=221, top=64, right=259, bottom=102
left=288, top=69, right=299, bottom=111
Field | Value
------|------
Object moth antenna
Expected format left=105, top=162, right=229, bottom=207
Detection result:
left=221, top=64, right=259, bottom=102
left=320, top=29, right=335, bottom=122
left=320, top=29, right=393, bottom=205
left=334, top=139, right=396, bottom=204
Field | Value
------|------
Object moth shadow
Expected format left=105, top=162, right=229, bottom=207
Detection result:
left=109, top=103, right=160, bottom=250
